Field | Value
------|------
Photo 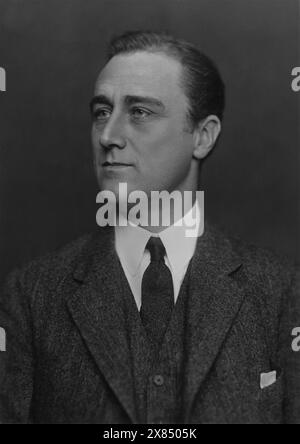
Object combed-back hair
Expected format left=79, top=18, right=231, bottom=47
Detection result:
left=106, top=30, right=225, bottom=128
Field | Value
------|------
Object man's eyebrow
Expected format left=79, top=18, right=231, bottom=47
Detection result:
left=124, top=95, right=166, bottom=110
left=89, top=95, right=112, bottom=112
left=89, top=94, right=166, bottom=112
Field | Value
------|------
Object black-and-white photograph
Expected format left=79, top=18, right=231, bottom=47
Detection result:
left=0, top=0, right=299, bottom=426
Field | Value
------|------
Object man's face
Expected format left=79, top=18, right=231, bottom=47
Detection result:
left=91, top=51, right=197, bottom=197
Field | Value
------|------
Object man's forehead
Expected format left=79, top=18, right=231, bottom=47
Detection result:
left=94, top=51, right=183, bottom=99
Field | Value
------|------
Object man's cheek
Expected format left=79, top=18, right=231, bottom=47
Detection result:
left=92, top=147, right=104, bottom=170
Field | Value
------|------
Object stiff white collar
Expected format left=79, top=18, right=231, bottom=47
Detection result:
left=115, top=199, right=201, bottom=277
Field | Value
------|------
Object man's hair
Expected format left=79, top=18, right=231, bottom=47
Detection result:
left=106, top=30, right=225, bottom=129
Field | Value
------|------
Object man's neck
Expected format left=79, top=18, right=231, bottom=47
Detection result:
left=130, top=190, right=199, bottom=233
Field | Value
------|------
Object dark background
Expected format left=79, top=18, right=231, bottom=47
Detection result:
left=0, top=0, right=299, bottom=283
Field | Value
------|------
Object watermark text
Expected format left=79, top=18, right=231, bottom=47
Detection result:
left=96, top=183, right=204, bottom=238
left=0, top=67, right=6, bottom=92
left=291, top=67, right=300, bottom=92
left=291, top=327, right=300, bottom=352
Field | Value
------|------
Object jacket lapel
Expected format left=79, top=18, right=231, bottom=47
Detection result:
left=183, top=226, right=247, bottom=422
left=67, top=227, right=138, bottom=423
left=65, top=224, right=247, bottom=423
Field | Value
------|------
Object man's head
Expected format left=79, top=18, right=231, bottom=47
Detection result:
left=90, top=31, right=225, bottom=197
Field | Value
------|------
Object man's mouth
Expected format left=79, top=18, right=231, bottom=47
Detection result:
left=102, top=161, right=133, bottom=169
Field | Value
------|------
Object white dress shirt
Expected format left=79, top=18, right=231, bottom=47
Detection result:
left=115, top=200, right=201, bottom=311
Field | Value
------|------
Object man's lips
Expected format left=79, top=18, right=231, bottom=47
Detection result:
left=102, top=161, right=133, bottom=167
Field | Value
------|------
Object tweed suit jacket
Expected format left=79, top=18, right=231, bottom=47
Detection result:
left=0, top=225, right=299, bottom=424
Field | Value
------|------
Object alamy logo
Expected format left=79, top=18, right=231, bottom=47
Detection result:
left=0, top=67, right=6, bottom=92
left=291, top=327, right=300, bottom=352
left=96, top=183, right=204, bottom=238
left=291, top=67, right=300, bottom=92
left=0, top=327, right=6, bottom=352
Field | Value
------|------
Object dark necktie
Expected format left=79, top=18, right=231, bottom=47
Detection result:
left=140, top=237, right=174, bottom=348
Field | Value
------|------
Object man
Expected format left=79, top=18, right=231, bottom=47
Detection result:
left=0, top=31, right=299, bottom=424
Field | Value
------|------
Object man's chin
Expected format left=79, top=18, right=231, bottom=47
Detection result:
left=98, top=179, right=137, bottom=198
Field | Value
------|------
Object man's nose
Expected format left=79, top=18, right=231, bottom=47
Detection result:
left=99, top=114, right=127, bottom=150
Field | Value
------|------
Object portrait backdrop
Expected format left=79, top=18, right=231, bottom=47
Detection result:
left=0, top=0, right=299, bottom=283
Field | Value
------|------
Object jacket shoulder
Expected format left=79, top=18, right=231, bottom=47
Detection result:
left=3, top=233, right=95, bottom=296
left=232, top=232, right=294, bottom=283
left=208, top=224, right=296, bottom=292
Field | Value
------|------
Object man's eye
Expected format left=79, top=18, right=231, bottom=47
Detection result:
left=93, top=108, right=111, bottom=120
left=130, top=108, right=152, bottom=119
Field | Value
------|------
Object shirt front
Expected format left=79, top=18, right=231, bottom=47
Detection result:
left=115, top=200, right=201, bottom=311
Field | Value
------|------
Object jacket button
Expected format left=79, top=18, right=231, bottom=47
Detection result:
left=153, top=374, right=164, bottom=386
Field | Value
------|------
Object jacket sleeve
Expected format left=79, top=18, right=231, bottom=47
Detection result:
left=0, top=268, right=34, bottom=424
left=278, top=267, right=300, bottom=424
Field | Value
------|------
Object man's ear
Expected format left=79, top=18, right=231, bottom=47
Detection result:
left=192, top=115, right=221, bottom=160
